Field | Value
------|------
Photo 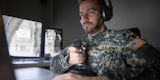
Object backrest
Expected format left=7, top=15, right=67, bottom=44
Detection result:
left=128, top=27, right=141, bottom=37
left=122, top=27, right=141, bottom=37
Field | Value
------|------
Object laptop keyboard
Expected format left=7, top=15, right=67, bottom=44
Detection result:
left=12, top=58, right=51, bottom=64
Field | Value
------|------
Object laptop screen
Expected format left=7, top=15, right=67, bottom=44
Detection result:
left=2, top=15, right=42, bottom=58
left=0, top=11, right=16, bottom=80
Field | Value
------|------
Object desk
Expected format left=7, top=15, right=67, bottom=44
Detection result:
left=13, top=60, right=51, bottom=68
left=14, top=67, right=58, bottom=80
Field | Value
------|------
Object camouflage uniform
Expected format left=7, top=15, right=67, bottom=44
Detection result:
left=50, top=28, right=160, bottom=80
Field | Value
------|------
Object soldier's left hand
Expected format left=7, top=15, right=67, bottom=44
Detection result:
left=53, top=73, right=99, bottom=80
left=68, top=47, right=86, bottom=64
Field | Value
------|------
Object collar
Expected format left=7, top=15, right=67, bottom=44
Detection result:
left=87, top=27, right=107, bottom=41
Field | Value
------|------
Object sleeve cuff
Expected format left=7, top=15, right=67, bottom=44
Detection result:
left=100, top=76, right=110, bottom=80
left=62, top=55, right=73, bottom=69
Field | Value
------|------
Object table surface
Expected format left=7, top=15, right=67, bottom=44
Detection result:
left=14, top=67, right=58, bottom=80
left=13, top=61, right=51, bottom=68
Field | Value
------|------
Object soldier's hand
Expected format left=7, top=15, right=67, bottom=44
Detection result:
left=68, top=46, right=86, bottom=64
left=53, top=73, right=101, bottom=80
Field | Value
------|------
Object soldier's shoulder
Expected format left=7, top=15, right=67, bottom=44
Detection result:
left=106, top=29, right=136, bottom=41
left=107, top=29, right=132, bottom=35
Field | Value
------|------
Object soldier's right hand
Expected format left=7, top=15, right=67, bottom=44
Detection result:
left=67, top=46, right=86, bottom=64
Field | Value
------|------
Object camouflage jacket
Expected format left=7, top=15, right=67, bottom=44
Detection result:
left=50, top=29, right=160, bottom=80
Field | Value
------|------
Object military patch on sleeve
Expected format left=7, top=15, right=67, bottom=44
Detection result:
left=126, top=38, right=146, bottom=50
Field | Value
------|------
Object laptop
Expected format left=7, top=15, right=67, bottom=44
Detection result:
left=0, top=11, right=16, bottom=80
left=0, top=11, right=58, bottom=80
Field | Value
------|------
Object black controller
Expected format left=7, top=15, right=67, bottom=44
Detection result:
left=67, top=39, right=97, bottom=76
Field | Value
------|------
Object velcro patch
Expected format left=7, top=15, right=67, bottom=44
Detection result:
left=97, top=45, right=122, bottom=52
left=126, top=38, right=146, bottom=50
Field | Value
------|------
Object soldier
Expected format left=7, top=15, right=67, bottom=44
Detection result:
left=51, top=0, right=160, bottom=80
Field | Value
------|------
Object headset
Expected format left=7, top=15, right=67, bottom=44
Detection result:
left=100, top=0, right=113, bottom=21
left=78, top=0, right=113, bottom=21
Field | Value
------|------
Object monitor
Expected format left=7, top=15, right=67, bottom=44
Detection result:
left=2, top=15, right=43, bottom=58
left=44, top=28, right=62, bottom=57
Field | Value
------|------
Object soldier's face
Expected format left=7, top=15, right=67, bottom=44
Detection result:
left=79, top=0, right=101, bottom=34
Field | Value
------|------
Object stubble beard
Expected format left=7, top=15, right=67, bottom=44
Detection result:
left=83, top=22, right=96, bottom=34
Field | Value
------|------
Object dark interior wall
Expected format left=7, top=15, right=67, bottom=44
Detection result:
left=54, top=0, right=160, bottom=49
left=0, top=0, right=55, bottom=27
left=107, top=0, right=160, bottom=49
left=0, top=0, right=160, bottom=49
left=0, top=0, right=85, bottom=48
left=53, top=0, right=86, bottom=48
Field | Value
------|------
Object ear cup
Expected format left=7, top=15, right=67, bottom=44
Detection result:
left=102, top=5, right=113, bottom=21
left=101, top=0, right=113, bottom=21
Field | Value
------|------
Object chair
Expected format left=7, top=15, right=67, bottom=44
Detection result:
left=122, top=27, right=141, bottom=37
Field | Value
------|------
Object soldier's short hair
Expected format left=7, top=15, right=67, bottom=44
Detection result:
left=78, top=0, right=104, bottom=13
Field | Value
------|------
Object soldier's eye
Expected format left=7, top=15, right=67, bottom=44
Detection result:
left=87, top=10, right=96, bottom=16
